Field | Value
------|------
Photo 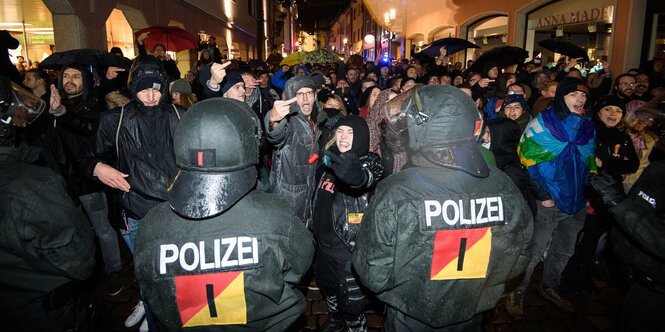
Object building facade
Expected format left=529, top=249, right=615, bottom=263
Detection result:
left=333, top=0, right=664, bottom=74
left=4, top=0, right=295, bottom=78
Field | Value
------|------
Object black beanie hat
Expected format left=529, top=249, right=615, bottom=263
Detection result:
left=594, top=95, right=625, bottom=116
left=222, top=72, right=244, bottom=96
left=334, top=115, right=370, bottom=155
left=556, top=77, right=589, bottom=97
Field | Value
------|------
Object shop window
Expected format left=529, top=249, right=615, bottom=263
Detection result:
left=106, top=9, right=135, bottom=58
left=524, top=0, right=614, bottom=65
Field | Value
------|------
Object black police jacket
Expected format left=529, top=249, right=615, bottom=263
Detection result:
left=80, top=101, right=183, bottom=219
left=610, top=160, right=665, bottom=288
left=353, top=166, right=533, bottom=327
left=134, top=190, right=314, bottom=331
left=0, top=145, right=95, bottom=311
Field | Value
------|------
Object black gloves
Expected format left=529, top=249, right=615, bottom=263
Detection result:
left=325, top=150, right=367, bottom=188
left=589, top=172, right=625, bottom=208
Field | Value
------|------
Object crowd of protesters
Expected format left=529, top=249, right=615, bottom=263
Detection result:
left=2, top=26, right=665, bottom=331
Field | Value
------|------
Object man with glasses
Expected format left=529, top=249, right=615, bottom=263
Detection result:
left=613, top=74, right=636, bottom=102
left=265, top=76, right=322, bottom=222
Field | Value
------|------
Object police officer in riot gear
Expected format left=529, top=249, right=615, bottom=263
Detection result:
left=0, top=77, right=96, bottom=331
left=134, top=98, right=314, bottom=331
left=352, top=85, right=533, bottom=331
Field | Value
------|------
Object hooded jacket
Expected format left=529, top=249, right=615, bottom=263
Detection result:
left=264, top=76, right=322, bottom=221
left=81, top=55, right=184, bottom=219
left=41, top=64, right=105, bottom=198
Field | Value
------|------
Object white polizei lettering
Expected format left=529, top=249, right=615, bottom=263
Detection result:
left=180, top=242, right=199, bottom=271
left=424, top=200, right=442, bottom=226
left=498, top=197, right=504, bottom=221
left=214, top=239, right=221, bottom=269
left=423, top=196, right=504, bottom=227
left=160, top=244, right=178, bottom=275
left=442, top=200, right=459, bottom=225
left=476, top=198, right=488, bottom=224
left=252, top=237, right=259, bottom=264
left=158, top=237, right=260, bottom=274
left=237, top=237, right=254, bottom=265
left=199, top=241, right=215, bottom=270
left=459, top=200, right=472, bottom=225
left=486, top=197, right=499, bottom=222
left=221, top=238, right=238, bottom=267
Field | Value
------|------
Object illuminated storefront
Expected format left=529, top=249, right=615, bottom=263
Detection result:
left=524, top=0, right=615, bottom=64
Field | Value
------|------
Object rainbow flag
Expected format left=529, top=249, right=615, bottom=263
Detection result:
left=518, top=108, right=596, bottom=214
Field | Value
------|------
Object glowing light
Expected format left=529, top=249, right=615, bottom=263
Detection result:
left=390, top=9, right=396, bottom=20
left=384, top=13, right=390, bottom=24
left=343, top=38, right=348, bottom=44
left=224, top=0, right=232, bottom=21
left=364, top=34, right=375, bottom=44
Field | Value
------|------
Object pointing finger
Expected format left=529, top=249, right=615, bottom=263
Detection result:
left=220, top=61, right=232, bottom=69
left=284, top=97, right=298, bottom=105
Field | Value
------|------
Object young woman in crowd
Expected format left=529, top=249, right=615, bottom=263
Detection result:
left=311, top=115, right=382, bottom=332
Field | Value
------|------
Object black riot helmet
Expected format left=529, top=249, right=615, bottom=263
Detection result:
left=385, top=84, right=489, bottom=177
left=168, top=97, right=260, bottom=219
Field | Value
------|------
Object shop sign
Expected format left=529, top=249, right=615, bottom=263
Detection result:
left=28, top=35, right=54, bottom=45
left=528, top=6, right=613, bottom=29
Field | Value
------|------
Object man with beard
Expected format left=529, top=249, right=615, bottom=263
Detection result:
left=265, top=76, right=321, bottom=222
left=47, top=64, right=124, bottom=296
left=635, top=72, right=652, bottom=101
left=81, top=55, right=184, bottom=331
left=613, top=74, right=636, bottom=102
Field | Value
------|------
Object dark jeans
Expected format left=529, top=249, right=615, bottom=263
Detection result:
left=79, top=191, right=122, bottom=273
left=518, top=203, right=586, bottom=290
left=385, top=307, right=482, bottom=332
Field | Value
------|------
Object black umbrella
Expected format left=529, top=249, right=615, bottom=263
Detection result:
left=39, top=49, right=108, bottom=69
left=421, top=38, right=479, bottom=58
left=538, top=39, right=590, bottom=62
left=468, top=46, right=529, bottom=74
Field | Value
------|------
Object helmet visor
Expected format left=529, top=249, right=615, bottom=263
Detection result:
left=8, top=82, right=46, bottom=126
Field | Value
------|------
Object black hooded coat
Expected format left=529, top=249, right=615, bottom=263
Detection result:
left=80, top=55, right=184, bottom=219
left=264, top=76, right=322, bottom=222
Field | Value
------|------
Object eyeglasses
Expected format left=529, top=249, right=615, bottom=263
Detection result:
left=295, top=91, right=315, bottom=99
left=619, top=82, right=636, bottom=87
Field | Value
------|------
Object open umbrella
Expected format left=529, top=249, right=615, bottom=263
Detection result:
left=39, top=49, right=108, bottom=69
left=468, top=46, right=529, bottom=74
left=134, top=25, right=198, bottom=53
left=538, top=39, right=590, bottom=62
left=280, top=51, right=307, bottom=66
left=297, top=49, right=341, bottom=65
left=421, top=38, right=479, bottom=58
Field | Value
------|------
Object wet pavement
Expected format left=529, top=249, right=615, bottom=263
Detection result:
left=103, top=240, right=624, bottom=331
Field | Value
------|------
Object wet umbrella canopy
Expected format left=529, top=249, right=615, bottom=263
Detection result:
left=538, top=39, right=590, bottom=63
left=421, top=38, right=479, bottom=58
left=39, top=49, right=108, bottom=69
left=468, top=46, right=529, bottom=74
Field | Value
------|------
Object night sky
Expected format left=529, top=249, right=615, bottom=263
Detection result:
left=296, top=0, right=349, bottom=32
